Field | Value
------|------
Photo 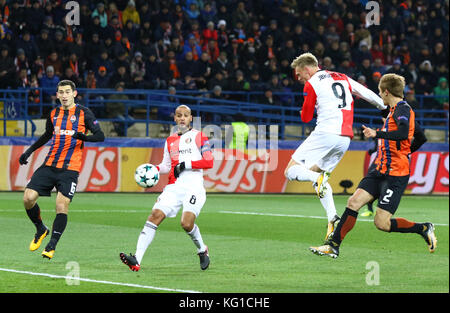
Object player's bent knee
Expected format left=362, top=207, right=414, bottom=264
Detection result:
left=181, top=220, right=194, bottom=232
left=346, top=195, right=362, bottom=211
left=148, top=208, right=165, bottom=225
left=23, top=189, right=38, bottom=208
left=374, top=217, right=390, bottom=232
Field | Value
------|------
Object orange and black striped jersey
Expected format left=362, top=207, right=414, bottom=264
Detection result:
left=42, top=104, right=101, bottom=172
left=374, top=101, right=415, bottom=176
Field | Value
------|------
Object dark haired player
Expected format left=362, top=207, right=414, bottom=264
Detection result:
left=19, top=80, right=105, bottom=259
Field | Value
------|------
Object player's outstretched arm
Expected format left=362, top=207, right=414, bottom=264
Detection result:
left=19, top=115, right=54, bottom=165
left=347, top=77, right=387, bottom=110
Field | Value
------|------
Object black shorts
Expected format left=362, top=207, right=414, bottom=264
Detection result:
left=27, top=165, right=79, bottom=201
left=357, top=169, right=409, bottom=215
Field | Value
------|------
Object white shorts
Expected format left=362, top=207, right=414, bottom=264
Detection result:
left=291, top=131, right=350, bottom=172
left=153, top=183, right=206, bottom=218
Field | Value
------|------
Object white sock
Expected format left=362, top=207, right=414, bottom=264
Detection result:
left=187, top=224, right=206, bottom=253
left=135, top=221, right=158, bottom=264
left=286, top=164, right=321, bottom=182
left=314, top=182, right=337, bottom=222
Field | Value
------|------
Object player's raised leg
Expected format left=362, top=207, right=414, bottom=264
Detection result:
left=24, top=188, right=49, bottom=251
left=42, top=192, right=70, bottom=259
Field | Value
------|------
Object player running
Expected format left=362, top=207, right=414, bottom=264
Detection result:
left=310, top=73, right=437, bottom=258
left=19, top=80, right=105, bottom=259
left=120, top=105, right=214, bottom=271
left=285, top=53, right=387, bottom=240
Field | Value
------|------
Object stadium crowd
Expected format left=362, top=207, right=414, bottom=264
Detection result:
left=0, top=0, right=448, bottom=118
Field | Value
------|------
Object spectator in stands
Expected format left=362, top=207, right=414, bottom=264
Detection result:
left=109, top=64, right=131, bottom=89
left=35, top=28, right=54, bottom=60
left=107, top=82, right=131, bottom=136
left=157, top=86, right=178, bottom=122
left=61, top=66, right=83, bottom=87
left=368, top=71, right=381, bottom=93
left=130, top=51, right=148, bottom=89
left=433, top=77, right=449, bottom=110
left=91, top=2, right=108, bottom=28
left=39, top=65, right=59, bottom=104
left=432, top=42, right=447, bottom=68
left=229, top=69, right=249, bottom=101
left=279, top=74, right=294, bottom=108
left=217, top=20, right=229, bottom=51
left=15, top=67, right=30, bottom=88
left=0, top=45, right=15, bottom=88
left=63, top=52, right=81, bottom=80
left=122, top=0, right=140, bottom=27
left=85, top=70, right=96, bottom=89
left=183, top=34, right=202, bottom=60
left=207, top=69, right=228, bottom=91
left=14, top=48, right=30, bottom=74
left=405, top=62, right=418, bottom=85
left=194, top=51, right=212, bottom=84
left=416, top=76, right=433, bottom=96
left=419, top=60, right=437, bottom=88
left=249, top=70, right=264, bottom=92
left=179, top=51, right=198, bottom=78
left=203, top=38, right=220, bottom=64
left=95, top=66, right=110, bottom=89
left=44, top=51, right=63, bottom=78
left=202, top=21, right=218, bottom=47
left=405, top=89, right=420, bottom=110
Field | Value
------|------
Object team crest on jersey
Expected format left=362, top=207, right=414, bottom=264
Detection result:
left=70, top=115, right=77, bottom=123
left=185, top=137, right=192, bottom=144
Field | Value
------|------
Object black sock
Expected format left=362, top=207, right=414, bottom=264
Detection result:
left=48, top=213, right=68, bottom=249
left=390, top=218, right=423, bottom=233
left=331, top=207, right=359, bottom=246
left=26, top=203, right=44, bottom=230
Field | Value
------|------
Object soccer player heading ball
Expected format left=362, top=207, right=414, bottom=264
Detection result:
left=285, top=53, right=387, bottom=240
left=120, top=105, right=214, bottom=271
left=310, top=73, right=437, bottom=258
left=20, top=80, right=105, bottom=259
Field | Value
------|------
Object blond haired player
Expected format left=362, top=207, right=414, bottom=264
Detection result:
left=285, top=53, right=387, bottom=240
left=120, top=105, right=214, bottom=271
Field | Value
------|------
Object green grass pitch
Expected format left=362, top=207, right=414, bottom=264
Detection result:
left=0, top=192, right=448, bottom=293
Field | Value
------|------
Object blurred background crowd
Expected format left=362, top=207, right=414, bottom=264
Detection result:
left=0, top=0, right=448, bottom=117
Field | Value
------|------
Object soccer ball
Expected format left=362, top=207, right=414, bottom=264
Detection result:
left=134, top=163, right=160, bottom=188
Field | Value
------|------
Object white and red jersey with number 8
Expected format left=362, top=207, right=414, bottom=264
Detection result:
left=301, top=70, right=386, bottom=138
left=157, top=128, right=213, bottom=187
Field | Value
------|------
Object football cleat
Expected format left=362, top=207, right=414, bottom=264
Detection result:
left=325, top=215, right=341, bottom=241
left=316, top=171, right=331, bottom=198
left=119, top=252, right=141, bottom=272
left=361, top=209, right=374, bottom=217
left=310, top=243, right=339, bottom=259
left=30, top=226, right=49, bottom=251
left=198, top=246, right=210, bottom=270
left=42, top=249, right=55, bottom=259
left=420, top=223, right=437, bottom=253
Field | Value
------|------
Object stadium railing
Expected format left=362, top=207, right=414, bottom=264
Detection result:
left=1, top=88, right=448, bottom=142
